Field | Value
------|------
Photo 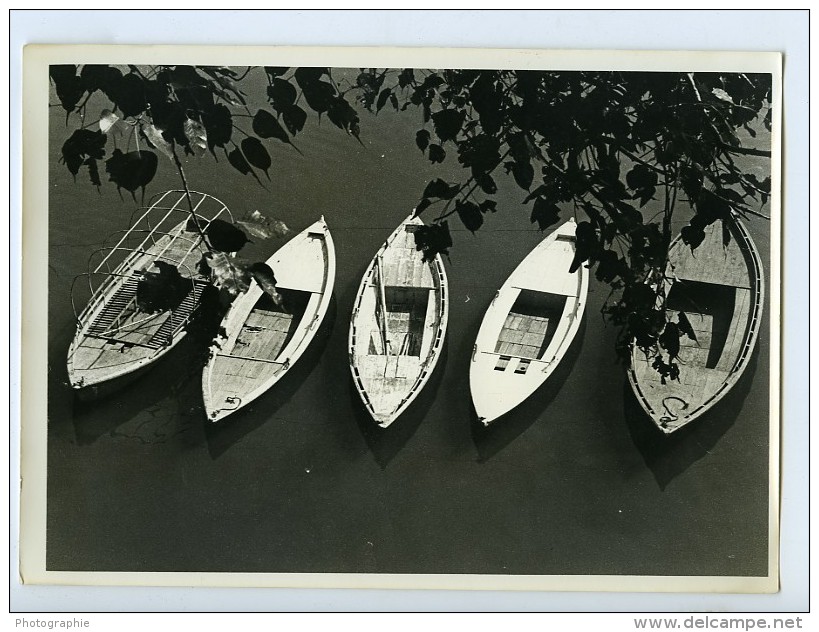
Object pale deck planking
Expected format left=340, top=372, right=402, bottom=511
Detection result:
left=668, top=220, right=752, bottom=290
left=494, top=313, right=553, bottom=359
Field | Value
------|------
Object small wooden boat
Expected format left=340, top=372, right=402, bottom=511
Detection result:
left=469, top=220, right=589, bottom=425
left=628, top=215, right=764, bottom=433
left=349, top=214, right=449, bottom=428
left=202, top=218, right=335, bottom=422
left=67, top=190, right=233, bottom=393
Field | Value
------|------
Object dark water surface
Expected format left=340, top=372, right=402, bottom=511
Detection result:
left=46, top=71, right=771, bottom=576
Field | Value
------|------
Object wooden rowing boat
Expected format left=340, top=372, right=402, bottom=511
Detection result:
left=202, top=218, right=335, bottom=422
left=67, top=190, right=232, bottom=393
left=348, top=214, right=449, bottom=428
left=628, top=215, right=764, bottom=433
left=469, top=220, right=589, bottom=425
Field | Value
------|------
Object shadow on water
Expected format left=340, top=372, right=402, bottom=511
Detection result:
left=69, top=288, right=226, bottom=446
left=623, top=344, right=761, bottom=490
left=204, top=295, right=338, bottom=459
left=351, top=339, right=449, bottom=469
left=470, top=317, right=588, bottom=463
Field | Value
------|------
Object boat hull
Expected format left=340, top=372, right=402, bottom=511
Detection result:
left=469, top=220, right=589, bottom=425
left=628, top=216, right=765, bottom=433
left=202, top=219, right=336, bottom=422
left=348, top=215, right=449, bottom=428
left=67, top=191, right=229, bottom=390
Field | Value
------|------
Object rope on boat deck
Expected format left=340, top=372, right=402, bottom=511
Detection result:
left=659, top=396, right=689, bottom=427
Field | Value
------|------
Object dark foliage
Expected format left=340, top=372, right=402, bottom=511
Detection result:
left=359, top=67, right=771, bottom=368
left=53, top=64, right=771, bottom=370
left=136, top=261, right=190, bottom=313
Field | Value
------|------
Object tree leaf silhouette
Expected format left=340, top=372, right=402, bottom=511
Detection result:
left=241, top=137, right=272, bottom=177
left=252, top=109, right=289, bottom=144
left=456, top=200, right=483, bottom=234
left=79, top=64, right=123, bottom=96
left=50, top=65, right=85, bottom=113
left=267, top=78, right=297, bottom=112
left=428, top=144, right=446, bottom=164
left=111, top=72, right=147, bottom=118
left=432, top=108, right=465, bottom=143
left=530, top=197, right=561, bottom=232
left=104, top=149, right=157, bottom=199
left=227, top=147, right=252, bottom=176
left=413, top=221, right=453, bottom=261
left=570, top=221, right=598, bottom=272
left=423, top=178, right=459, bottom=200
left=206, top=218, right=250, bottom=253
left=416, top=129, right=431, bottom=152
left=677, top=311, right=698, bottom=343
left=136, top=261, right=189, bottom=313
left=376, top=88, right=391, bottom=112
left=61, top=129, right=107, bottom=177
left=249, top=262, right=283, bottom=306
left=282, top=104, right=307, bottom=136
left=659, top=322, right=681, bottom=360
left=201, top=103, right=233, bottom=152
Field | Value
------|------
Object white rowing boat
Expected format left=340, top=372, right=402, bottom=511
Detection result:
left=348, top=214, right=449, bottom=428
left=67, top=190, right=232, bottom=393
left=202, top=218, right=335, bottom=422
left=470, top=219, right=589, bottom=425
left=628, top=215, right=764, bottom=433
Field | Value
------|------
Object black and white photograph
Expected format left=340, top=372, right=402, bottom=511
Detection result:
left=20, top=45, right=781, bottom=593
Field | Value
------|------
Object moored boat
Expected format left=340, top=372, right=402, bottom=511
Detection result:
left=202, top=218, right=336, bottom=422
left=348, top=214, right=449, bottom=428
left=470, top=219, right=589, bottom=425
left=67, top=190, right=233, bottom=393
left=628, top=215, right=765, bottom=433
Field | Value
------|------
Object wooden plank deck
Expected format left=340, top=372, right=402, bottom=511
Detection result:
left=382, top=225, right=436, bottom=289
left=669, top=221, right=752, bottom=289
left=495, top=313, right=551, bottom=359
